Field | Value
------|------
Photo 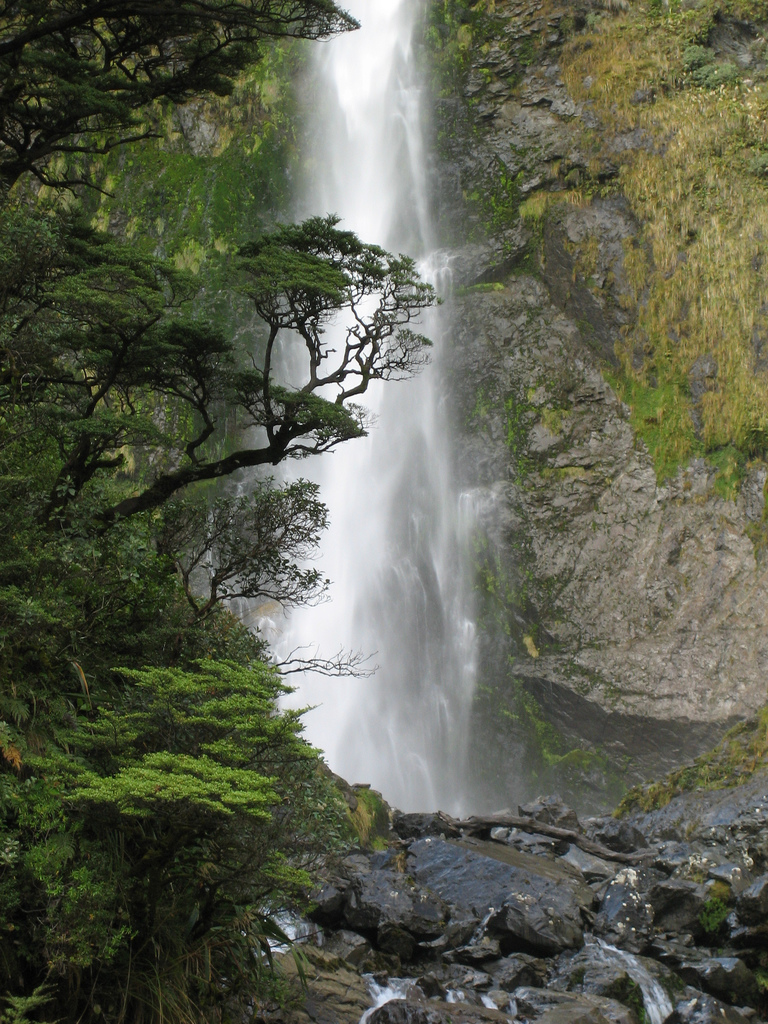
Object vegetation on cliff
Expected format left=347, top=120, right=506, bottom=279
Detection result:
left=561, top=0, right=768, bottom=495
left=0, top=3, right=437, bottom=1021
left=420, top=0, right=768, bottom=813
left=618, top=704, right=768, bottom=813
left=429, top=0, right=768, bottom=502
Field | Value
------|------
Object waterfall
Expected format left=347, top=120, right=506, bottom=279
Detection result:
left=279, top=0, right=477, bottom=815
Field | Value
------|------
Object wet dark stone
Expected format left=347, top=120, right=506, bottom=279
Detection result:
left=343, top=869, right=448, bottom=939
left=669, top=990, right=753, bottom=1024
left=677, top=956, right=760, bottom=1007
left=648, top=879, right=709, bottom=936
left=392, top=813, right=446, bottom=841
left=735, top=873, right=768, bottom=925
left=377, top=922, right=417, bottom=961
left=587, top=818, right=649, bottom=853
left=445, top=936, right=502, bottom=965
left=593, top=868, right=659, bottom=953
left=519, top=796, right=581, bottom=832
left=408, top=838, right=592, bottom=955
left=309, top=883, right=346, bottom=926
left=486, top=952, right=549, bottom=991
left=513, top=985, right=636, bottom=1024
left=367, top=1000, right=510, bottom=1024
left=321, top=929, right=372, bottom=967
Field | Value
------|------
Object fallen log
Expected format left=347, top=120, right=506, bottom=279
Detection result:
left=435, top=811, right=649, bottom=865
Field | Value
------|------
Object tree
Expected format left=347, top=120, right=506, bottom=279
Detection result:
left=1, top=211, right=434, bottom=528
left=159, top=480, right=330, bottom=621
left=0, top=0, right=358, bottom=193
left=3, top=659, right=348, bottom=1023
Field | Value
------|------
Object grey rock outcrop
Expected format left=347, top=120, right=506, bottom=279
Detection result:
left=408, top=837, right=593, bottom=954
left=427, top=0, right=768, bottom=809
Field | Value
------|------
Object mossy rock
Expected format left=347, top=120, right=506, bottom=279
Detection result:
left=348, top=785, right=391, bottom=850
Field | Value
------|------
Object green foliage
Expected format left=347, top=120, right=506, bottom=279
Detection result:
left=0, top=5, right=441, bottom=1021
left=606, top=371, right=701, bottom=483
left=500, top=678, right=567, bottom=771
left=560, top=0, right=768, bottom=486
left=1, top=659, right=346, bottom=1021
left=423, top=0, right=496, bottom=97
left=0, top=985, right=55, bottom=1024
left=1, top=203, right=420, bottom=1017
left=604, top=976, right=647, bottom=1024
left=708, top=444, right=747, bottom=500
left=160, top=480, right=330, bottom=619
left=749, top=152, right=768, bottom=177
left=0, top=207, right=432, bottom=530
left=0, top=0, right=358, bottom=191
left=699, top=896, right=730, bottom=938
left=348, top=787, right=391, bottom=850
left=468, top=383, right=532, bottom=482
left=682, top=43, right=740, bottom=88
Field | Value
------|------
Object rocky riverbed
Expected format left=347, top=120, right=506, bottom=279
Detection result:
left=258, top=775, right=768, bottom=1024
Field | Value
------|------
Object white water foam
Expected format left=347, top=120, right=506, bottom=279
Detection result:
left=593, top=937, right=675, bottom=1024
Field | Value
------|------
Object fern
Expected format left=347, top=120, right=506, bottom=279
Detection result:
left=0, top=984, right=55, bottom=1024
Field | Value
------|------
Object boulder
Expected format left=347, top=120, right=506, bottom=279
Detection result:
left=377, top=923, right=417, bottom=960
left=367, top=1000, right=511, bottom=1024
left=259, top=948, right=371, bottom=1024
left=493, top=828, right=562, bottom=857
left=392, top=813, right=446, bottom=841
left=486, top=953, right=549, bottom=991
left=321, top=929, right=373, bottom=967
left=514, top=986, right=637, bottom=1024
left=343, top=869, right=448, bottom=939
left=561, top=845, right=617, bottom=884
left=408, top=838, right=592, bottom=954
left=419, top=909, right=480, bottom=956
left=309, top=883, right=347, bottom=926
left=587, top=819, right=649, bottom=854
left=519, top=796, right=581, bottom=832
left=735, top=873, right=768, bottom=925
left=593, top=868, right=658, bottom=953
left=706, top=863, right=753, bottom=895
left=487, top=892, right=584, bottom=956
left=445, top=936, right=502, bottom=965
left=647, top=879, right=709, bottom=936
left=670, top=991, right=753, bottom=1024
left=413, top=973, right=448, bottom=1000
left=677, top=956, right=760, bottom=1007
left=548, top=941, right=677, bottom=1023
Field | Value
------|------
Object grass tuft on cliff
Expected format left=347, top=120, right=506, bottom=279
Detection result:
left=559, top=0, right=768, bottom=489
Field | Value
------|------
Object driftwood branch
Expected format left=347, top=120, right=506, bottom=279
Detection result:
left=435, top=811, right=648, bottom=865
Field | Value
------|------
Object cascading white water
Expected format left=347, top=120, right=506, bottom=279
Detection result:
left=592, top=939, right=674, bottom=1024
left=280, top=0, right=477, bottom=815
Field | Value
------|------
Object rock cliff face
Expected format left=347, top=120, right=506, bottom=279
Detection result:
left=425, top=0, right=768, bottom=809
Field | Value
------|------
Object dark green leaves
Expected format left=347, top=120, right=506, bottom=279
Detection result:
left=160, top=479, right=331, bottom=618
left=0, top=0, right=359, bottom=191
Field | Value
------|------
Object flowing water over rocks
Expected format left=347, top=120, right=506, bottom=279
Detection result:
left=259, top=3, right=768, bottom=1015
left=257, top=778, right=768, bottom=1024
